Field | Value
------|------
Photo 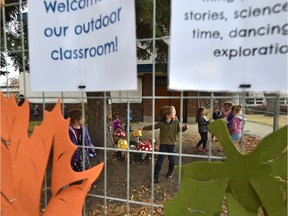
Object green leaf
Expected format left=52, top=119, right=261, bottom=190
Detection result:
left=250, top=176, right=287, bottom=216
left=164, top=178, right=228, bottom=216
left=165, top=120, right=287, bottom=216
left=248, top=125, right=287, bottom=161
left=180, top=162, right=226, bottom=180
left=226, top=192, right=257, bottom=216
left=208, top=120, right=240, bottom=158
left=271, top=153, right=287, bottom=180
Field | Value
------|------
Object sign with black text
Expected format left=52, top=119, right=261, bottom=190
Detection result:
left=28, top=0, right=137, bottom=91
left=169, top=0, right=288, bottom=91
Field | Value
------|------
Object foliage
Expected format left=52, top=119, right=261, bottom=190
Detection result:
left=136, top=0, right=170, bottom=64
left=164, top=120, right=287, bottom=216
left=86, top=92, right=113, bottom=152
left=1, top=2, right=29, bottom=71
left=1, top=93, right=103, bottom=215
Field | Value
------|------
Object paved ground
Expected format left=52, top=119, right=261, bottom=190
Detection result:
left=186, top=121, right=273, bottom=140
left=244, top=121, right=273, bottom=139
left=138, top=120, right=275, bottom=140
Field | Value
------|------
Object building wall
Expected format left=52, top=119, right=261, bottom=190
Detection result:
left=187, top=91, right=197, bottom=124
left=142, top=74, right=196, bottom=123
left=111, top=103, right=143, bottom=122
left=142, top=74, right=153, bottom=122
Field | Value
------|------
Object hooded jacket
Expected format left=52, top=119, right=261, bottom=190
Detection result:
left=229, top=114, right=246, bottom=135
left=69, top=126, right=96, bottom=170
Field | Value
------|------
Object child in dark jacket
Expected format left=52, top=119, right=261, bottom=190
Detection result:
left=68, top=110, right=96, bottom=171
left=222, top=101, right=234, bottom=128
left=196, top=107, right=209, bottom=152
left=142, top=106, right=188, bottom=183
left=212, top=107, right=222, bottom=140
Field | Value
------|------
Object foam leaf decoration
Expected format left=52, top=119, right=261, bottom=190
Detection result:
left=164, top=178, right=228, bottom=216
left=43, top=103, right=104, bottom=215
left=0, top=92, right=104, bottom=216
left=226, top=192, right=256, bottom=216
left=164, top=119, right=287, bottom=215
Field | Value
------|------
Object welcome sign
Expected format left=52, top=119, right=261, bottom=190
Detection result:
left=169, top=0, right=288, bottom=91
left=28, top=0, right=137, bottom=91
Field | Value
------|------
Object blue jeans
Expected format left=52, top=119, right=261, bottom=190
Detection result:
left=154, top=144, right=175, bottom=178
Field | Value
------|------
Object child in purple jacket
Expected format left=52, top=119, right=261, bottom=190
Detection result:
left=112, top=116, right=124, bottom=131
left=68, top=109, right=96, bottom=171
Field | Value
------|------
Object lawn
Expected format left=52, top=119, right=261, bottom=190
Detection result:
left=246, top=114, right=288, bottom=128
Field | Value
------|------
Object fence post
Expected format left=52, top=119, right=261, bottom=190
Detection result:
left=273, top=93, right=280, bottom=131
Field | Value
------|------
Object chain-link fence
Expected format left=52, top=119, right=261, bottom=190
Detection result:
left=1, top=0, right=287, bottom=215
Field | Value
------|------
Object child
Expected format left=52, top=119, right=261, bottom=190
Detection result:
left=112, top=116, right=124, bottom=131
left=228, top=104, right=245, bottom=144
left=112, top=116, right=125, bottom=144
left=68, top=110, right=96, bottom=172
left=33, top=105, right=40, bottom=120
left=196, top=107, right=209, bottom=152
left=212, top=107, right=221, bottom=140
left=142, top=106, right=188, bottom=183
left=17, top=94, right=25, bottom=106
left=222, top=101, right=234, bottom=128
left=212, top=107, right=222, bottom=121
left=124, top=106, right=133, bottom=132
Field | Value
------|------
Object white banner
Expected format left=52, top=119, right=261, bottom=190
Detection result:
left=169, top=0, right=288, bottom=91
left=28, top=0, right=137, bottom=92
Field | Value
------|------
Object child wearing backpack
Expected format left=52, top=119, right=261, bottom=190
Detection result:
left=68, top=109, right=96, bottom=171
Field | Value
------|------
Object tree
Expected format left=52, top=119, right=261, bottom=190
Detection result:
left=1, top=2, right=29, bottom=72
left=0, top=69, right=9, bottom=76
left=9, top=76, right=19, bottom=86
left=86, top=92, right=113, bottom=159
left=136, top=0, right=170, bottom=66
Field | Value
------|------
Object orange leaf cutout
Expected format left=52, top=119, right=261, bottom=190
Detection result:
left=0, top=92, right=104, bottom=216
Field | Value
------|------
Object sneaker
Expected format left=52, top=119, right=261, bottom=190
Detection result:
left=166, top=169, right=175, bottom=178
left=195, top=145, right=201, bottom=151
left=202, top=148, right=208, bottom=152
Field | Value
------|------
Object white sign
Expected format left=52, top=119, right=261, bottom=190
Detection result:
left=28, top=0, right=137, bottom=92
left=169, top=0, right=288, bottom=91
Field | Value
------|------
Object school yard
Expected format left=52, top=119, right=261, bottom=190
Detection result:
left=84, top=120, right=267, bottom=215
left=38, top=114, right=286, bottom=215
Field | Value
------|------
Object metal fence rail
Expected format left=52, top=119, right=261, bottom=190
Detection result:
left=1, top=1, right=287, bottom=215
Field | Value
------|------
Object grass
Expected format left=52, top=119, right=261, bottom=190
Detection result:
left=28, top=120, right=42, bottom=135
left=246, top=114, right=288, bottom=128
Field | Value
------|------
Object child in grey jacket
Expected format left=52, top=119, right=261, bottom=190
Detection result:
left=196, top=107, right=209, bottom=152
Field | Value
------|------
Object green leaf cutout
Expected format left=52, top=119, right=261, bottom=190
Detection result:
left=164, top=178, right=228, bottom=216
left=226, top=192, right=257, bottom=216
left=250, top=177, right=287, bottom=216
left=271, top=153, right=287, bottom=180
left=164, top=120, right=287, bottom=215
